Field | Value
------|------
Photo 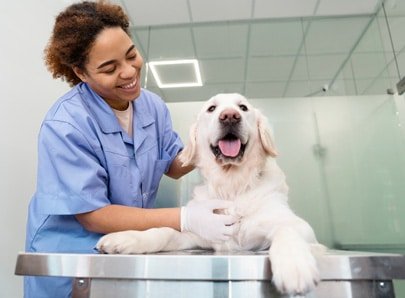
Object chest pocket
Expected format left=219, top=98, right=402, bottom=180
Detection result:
left=105, top=151, right=141, bottom=206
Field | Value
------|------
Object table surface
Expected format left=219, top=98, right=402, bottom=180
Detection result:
left=15, top=250, right=405, bottom=281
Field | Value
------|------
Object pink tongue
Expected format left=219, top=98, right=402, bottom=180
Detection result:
left=218, top=139, right=241, bottom=157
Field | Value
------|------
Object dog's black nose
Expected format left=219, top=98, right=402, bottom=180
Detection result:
left=219, top=109, right=241, bottom=125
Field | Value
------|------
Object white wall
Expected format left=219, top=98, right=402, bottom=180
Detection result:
left=0, top=2, right=70, bottom=297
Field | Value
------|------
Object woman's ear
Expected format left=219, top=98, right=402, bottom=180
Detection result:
left=257, top=111, right=278, bottom=157
left=72, top=66, right=87, bottom=82
left=178, top=122, right=198, bottom=166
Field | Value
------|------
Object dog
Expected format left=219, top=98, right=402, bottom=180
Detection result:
left=96, top=93, right=323, bottom=295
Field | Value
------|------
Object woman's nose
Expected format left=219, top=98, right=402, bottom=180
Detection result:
left=120, top=62, right=136, bottom=79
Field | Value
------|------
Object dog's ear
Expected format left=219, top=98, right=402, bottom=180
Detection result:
left=257, top=111, right=278, bottom=157
left=178, top=122, right=198, bottom=166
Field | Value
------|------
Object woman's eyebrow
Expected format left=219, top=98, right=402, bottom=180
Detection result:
left=96, top=45, right=136, bottom=69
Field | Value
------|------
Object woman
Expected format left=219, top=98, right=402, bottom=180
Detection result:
left=25, top=1, right=237, bottom=297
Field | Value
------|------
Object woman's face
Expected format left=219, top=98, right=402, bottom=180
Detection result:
left=74, top=27, right=143, bottom=110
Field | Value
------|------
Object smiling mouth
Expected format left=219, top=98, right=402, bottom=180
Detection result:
left=120, top=79, right=137, bottom=89
left=210, top=133, right=247, bottom=160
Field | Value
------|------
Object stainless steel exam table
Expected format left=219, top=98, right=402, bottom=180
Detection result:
left=15, top=250, right=405, bottom=298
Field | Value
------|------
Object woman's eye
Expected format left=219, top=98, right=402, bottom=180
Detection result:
left=128, top=55, right=137, bottom=60
left=207, top=105, right=216, bottom=112
left=239, top=104, right=248, bottom=111
left=103, top=67, right=116, bottom=74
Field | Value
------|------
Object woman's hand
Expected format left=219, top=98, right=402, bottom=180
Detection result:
left=181, top=199, right=239, bottom=242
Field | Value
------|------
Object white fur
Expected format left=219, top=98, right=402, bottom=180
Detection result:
left=97, top=93, right=324, bottom=295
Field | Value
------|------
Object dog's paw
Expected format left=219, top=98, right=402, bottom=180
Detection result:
left=269, top=239, right=320, bottom=295
left=96, top=230, right=154, bottom=254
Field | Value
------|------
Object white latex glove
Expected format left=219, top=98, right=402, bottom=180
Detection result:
left=181, top=199, right=239, bottom=242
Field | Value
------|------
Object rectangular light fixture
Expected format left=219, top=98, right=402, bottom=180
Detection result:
left=148, top=59, right=203, bottom=88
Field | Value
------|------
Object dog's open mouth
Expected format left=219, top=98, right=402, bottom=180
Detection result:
left=210, top=133, right=247, bottom=160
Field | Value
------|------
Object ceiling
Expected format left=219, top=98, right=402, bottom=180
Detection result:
left=115, top=0, right=405, bottom=102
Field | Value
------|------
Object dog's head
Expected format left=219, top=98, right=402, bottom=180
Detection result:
left=180, top=93, right=277, bottom=169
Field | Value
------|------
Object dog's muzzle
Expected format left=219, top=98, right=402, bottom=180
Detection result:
left=210, top=133, right=247, bottom=161
left=210, top=109, right=247, bottom=162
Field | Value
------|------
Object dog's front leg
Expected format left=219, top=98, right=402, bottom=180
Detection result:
left=96, top=227, right=199, bottom=254
left=268, top=218, right=322, bottom=295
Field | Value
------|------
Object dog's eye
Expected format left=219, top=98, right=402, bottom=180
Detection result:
left=207, top=105, right=216, bottom=112
left=239, top=104, right=248, bottom=111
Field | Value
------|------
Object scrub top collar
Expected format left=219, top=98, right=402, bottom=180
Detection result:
left=78, top=83, right=121, bottom=134
left=78, top=83, right=155, bottom=151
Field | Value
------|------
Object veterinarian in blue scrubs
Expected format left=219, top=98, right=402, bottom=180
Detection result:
left=25, top=2, right=237, bottom=297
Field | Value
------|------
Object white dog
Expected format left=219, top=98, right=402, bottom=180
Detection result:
left=97, top=93, right=323, bottom=295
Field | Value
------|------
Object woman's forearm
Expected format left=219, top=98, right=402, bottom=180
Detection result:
left=166, top=155, right=195, bottom=179
left=75, top=204, right=181, bottom=234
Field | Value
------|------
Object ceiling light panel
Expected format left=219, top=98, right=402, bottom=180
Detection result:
left=148, top=59, right=203, bottom=88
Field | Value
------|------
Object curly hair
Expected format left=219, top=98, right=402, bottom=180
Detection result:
left=44, top=1, right=131, bottom=86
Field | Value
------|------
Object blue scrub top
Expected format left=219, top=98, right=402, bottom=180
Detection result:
left=24, top=83, right=183, bottom=297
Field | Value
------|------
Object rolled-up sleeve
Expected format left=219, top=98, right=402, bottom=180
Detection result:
left=35, top=120, right=110, bottom=215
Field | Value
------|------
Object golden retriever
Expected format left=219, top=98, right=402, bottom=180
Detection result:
left=97, top=93, right=323, bottom=295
